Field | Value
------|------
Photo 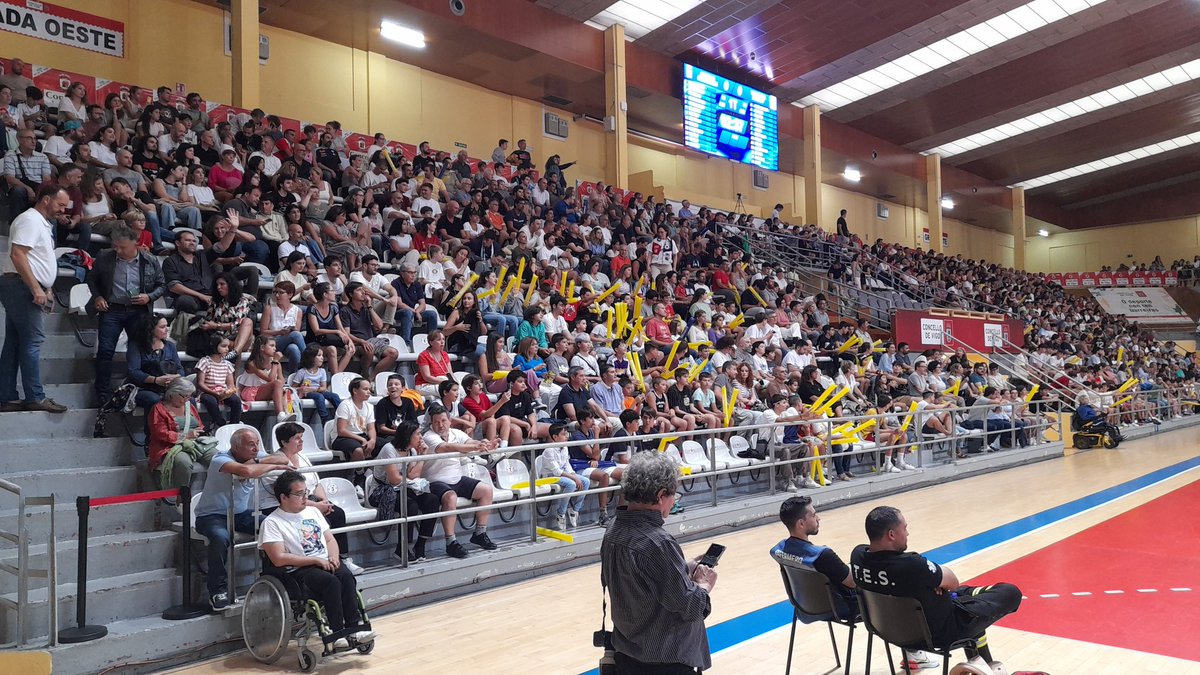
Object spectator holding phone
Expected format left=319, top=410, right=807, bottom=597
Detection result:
left=600, top=451, right=716, bottom=673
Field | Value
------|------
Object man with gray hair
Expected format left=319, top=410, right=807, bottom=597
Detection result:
left=87, top=224, right=167, bottom=405
left=389, top=263, right=439, bottom=347
left=194, top=427, right=289, bottom=610
left=601, top=452, right=717, bottom=673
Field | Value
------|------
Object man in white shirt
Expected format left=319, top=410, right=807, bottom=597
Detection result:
left=0, top=183, right=69, bottom=412
left=421, top=405, right=499, bottom=558
left=349, top=254, right=400, bottom=325
left=409, top=184, right=441, bottom=218
left=157, top=121, right=187, bottom=160
left=530, top=177, right=551, bottom=208
left=41, top=122, right=82, bottom=167
left=251, top=136, right=282, bottom=176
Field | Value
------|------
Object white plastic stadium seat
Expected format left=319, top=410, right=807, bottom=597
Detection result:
left=664, top=444, right=706, bottom=473
left=68, top=283, right=92, bottom=316
left=464, top=463, right=513, bottom=503
left=269, top=421, right=332, bottom=463
left=709, top=438, right=751, bottom=468
left=374, top=371, right=397, bottom=397
left=318, top=477, right=376, bottom=524
left=682, top=440, right=725, bottom=470
left=330, top=371, right=357, bottom=401
left=494, top=458, right=554, bottom=499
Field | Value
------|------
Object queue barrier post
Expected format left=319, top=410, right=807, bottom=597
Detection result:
left=57, top=496, right=108, bottom=644
left=163, top=485, right=209, bottom=620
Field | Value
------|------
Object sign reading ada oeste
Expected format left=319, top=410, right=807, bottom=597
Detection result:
left=0, top=1, right=124, bottom=58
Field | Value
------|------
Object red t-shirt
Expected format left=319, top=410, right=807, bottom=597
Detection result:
left=415, top=349, right=451, bottom=385
left=646, top=317, right=672, bottom=344
left=461, top=392, right=491, bottom=419
left=208, top=164, right=244, bottom=191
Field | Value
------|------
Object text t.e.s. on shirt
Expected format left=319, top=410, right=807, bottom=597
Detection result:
left=849, top=544, right=956, bottom=644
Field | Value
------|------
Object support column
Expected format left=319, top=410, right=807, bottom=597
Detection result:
left=926, top=153, right=943, bottom=252
left=1011, top=187, right=1027, bottom=270
left=803, top=105, right=822, bottom=228
left=231, top=0, right=260, bottom=109
left=603, top=25, right=628, bottom=189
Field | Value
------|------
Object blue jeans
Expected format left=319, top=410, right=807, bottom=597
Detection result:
left=396, top=307, right=440, bottom=345
left=274, top=331, right=306, bottom=372
left=157, top=202, right=201, bottom=231
left=0, top=275, right=47, bottom=403
left=305, top=391, right=341, bottom=425
left=552, top=474, right=589, bottom=516
left=241, top=239, right=270, bottom=266
left=95, top=304, right=151, bottom=402
left=484, top=312, right=520, bottom=338
left=195, top=511, right=256, bottom=598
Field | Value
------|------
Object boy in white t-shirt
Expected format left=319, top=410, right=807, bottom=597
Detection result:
left=537, top=422, right=589, bottom=530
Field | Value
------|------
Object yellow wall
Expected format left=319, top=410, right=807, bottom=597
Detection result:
left=626, top=138, right=805, bottom=217
left=1026, top=216, right=1200, bottom=272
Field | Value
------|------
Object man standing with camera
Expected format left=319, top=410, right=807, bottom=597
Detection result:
left=600, top=451, right=717, bottom=674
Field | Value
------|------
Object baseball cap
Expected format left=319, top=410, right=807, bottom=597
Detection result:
left=61, top=120, right=82, bottom=131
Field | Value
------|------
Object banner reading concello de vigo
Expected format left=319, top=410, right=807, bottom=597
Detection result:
left=1088, top=287, right=1190, bottom=324
left=0, top=0, right=124, bottom=58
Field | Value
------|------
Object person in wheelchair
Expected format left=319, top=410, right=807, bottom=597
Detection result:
left=260, top=470, right=376, bottom=651
left=1072, top=393, right=1121, bottom=448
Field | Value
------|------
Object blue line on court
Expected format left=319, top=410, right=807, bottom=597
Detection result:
left=579, top=455, right=1200, bottom=674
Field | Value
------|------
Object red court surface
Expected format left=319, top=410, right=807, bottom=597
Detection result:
left=970, top=479, right=1200, bottom=662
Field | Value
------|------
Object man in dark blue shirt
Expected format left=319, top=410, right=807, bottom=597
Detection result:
left=771, top=496, right=856, bottom=619
left=389, top=264, right=439, bottom=347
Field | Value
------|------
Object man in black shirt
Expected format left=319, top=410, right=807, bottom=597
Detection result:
left=161, top=229, right=214, bottom=314
left=850, top=506, right=1023, bottom=672
left=497, top=371, right=546, bottom=443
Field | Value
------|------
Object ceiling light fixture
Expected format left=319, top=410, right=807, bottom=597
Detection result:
left=796, top=0, right=1108, bottom=111
left=587, top=0, right=706, bottom=40
left=940, top=197, right=955, bottom=210
left=844, top=168, right=862, bottom=182
left=1016, top=129, right=1200, bottom=189
left=380, top=20, right=425, bottom=48
left=928, top=57, right=1200, bottom=157
left=1038, top=229, right=1050, bottom=237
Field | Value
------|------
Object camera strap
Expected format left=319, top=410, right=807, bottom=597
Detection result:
left=600, top=577, right=609, bottom=633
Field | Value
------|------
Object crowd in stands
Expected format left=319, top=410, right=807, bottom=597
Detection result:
left=5, top=57, right=1199, bottom=611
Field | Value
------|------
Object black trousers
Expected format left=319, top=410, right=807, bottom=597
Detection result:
left=615, top=652, right=702, bottom=674
left=951, top=583, right=1023, bottom=640
left=402, top=488, right=441, bottom=553
left=291, top=563, right=362, bottom=635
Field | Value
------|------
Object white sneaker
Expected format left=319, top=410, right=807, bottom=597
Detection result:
left=555, top=514, right=567, bottom=531
left=785, top=480, right=800, bottom=492
left=351, top=630, right=376, bottom=643
left=885, top=461, right=902, bottom=473
left=898, top=458, right=916, bottom=470
left=566, top=509, right=579, bottom=529
left=333, top=637, right=350, bottom=650
left=903, top=649, right=938, bottom=670
left=341, top=557, right=364, bottom=575
left=801, top=477, right=821, bottom=489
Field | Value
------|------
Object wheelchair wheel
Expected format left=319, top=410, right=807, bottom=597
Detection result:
left=1073, top=434, right=1093, bottom=450
left=1103, top=432, right=1120, bottom=449
left=298, top=647, right=317, bottom=673
left=242, top=576, right=292, bottom=664
left=357, top=639, right=376, bottom=654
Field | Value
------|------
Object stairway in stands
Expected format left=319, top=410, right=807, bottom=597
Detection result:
left=0, top=306, right=241, bottom=671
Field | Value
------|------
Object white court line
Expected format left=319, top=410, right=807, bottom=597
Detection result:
left=1071, top=592, right=1091, bottom=596
left=1105, top=590, right=1124, bottom=594
left=1137, top=588, right=1158, bottom=593
left=1171, top=587, right=1192, bottom=592
left=1040, top=593, right=1059, bottom=598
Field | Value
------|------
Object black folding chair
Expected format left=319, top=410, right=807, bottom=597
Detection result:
left=774, top=553, right=863, bottom=675
left=857, top=588, right=977, bottom=675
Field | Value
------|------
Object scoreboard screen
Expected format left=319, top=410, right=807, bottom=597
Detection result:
left=683, top=63, right=778, bottom=172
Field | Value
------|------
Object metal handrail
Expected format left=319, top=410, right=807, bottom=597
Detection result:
left=0, top=481, right=55, bottom=647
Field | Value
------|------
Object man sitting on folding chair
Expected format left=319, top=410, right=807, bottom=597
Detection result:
left=772, top=497, right=936, bottom=671
left=850, top=506, right=1036, bottom=675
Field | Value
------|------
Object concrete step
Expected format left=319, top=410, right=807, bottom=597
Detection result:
left=31, top=356, right=122, bottom=386
left=0, top=568, right=182, bottom=643
left=0, top=500, right=160, bottom=540
left=2, top=466, right=142, bottom=501
left=37, top=383, right=100, bottom=410
left=0, top=436, right=133, bottom=473
left=0, top=307, right=95, bottom=334
left=0, top=530, right=177, bottom=596
left=48, top=610, right=242, bottom=675
left=0, top=407, right=105, bottom=439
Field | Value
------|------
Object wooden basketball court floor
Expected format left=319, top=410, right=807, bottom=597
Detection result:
left=172, top=430, right=1200, bottom=675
